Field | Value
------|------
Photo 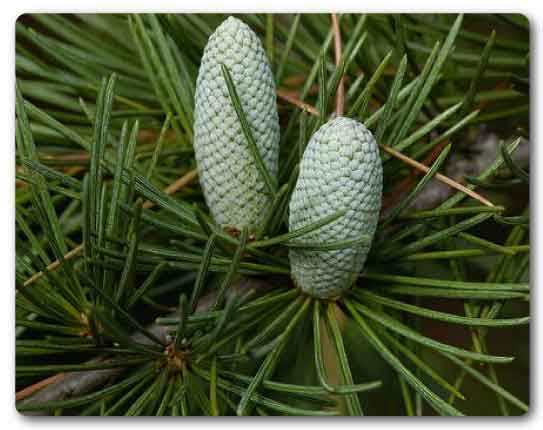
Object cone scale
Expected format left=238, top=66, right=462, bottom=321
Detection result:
left=193, top=17, right=280, bottom=232
left=289, top=117, right=383, bottom=299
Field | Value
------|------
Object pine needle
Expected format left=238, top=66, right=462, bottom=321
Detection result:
left=22, top=168, right=199, bottom=288
left=276, top=91, right=496, bottom=208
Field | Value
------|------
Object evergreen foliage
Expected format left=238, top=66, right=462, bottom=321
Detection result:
left=15, top=13, right=529, bottom=416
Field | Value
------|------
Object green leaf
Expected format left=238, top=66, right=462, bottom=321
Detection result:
left=236, top=297, right=311, bottom=416
left=115, top=199, right=142, bottom=303
left=363, top=272, right=528, bottom=291
left=221, top=64, right=277, bottom=196
left=81, top=274, right=166, bottom=347
left=401, top=205, right=503, bottom=220
left=104, top=371, right=155, bottom=416
left=275, top=14, right=301, bottom=85
left=382, top=285, right=527, bottom=300
left=348, top=50, right=392, bottom=119
left=388, top=40, right=440, bottom=146
left=193, top=363, right=336, bottom=416
left=285, top=234, right=371, bottom=251
left=350, top=301, right=514, bottom=364
left=438, top=135, right=521, bottom=210
left=127, top=262, right=166, bottom=308
left=189, top=234, right=218, bottom=311
left=17, top=357, right=150, bottom=376
left=266, top=14, right=274, bottom=67
left=444, top=353, right=529, bottom=413
left=356, top=290, right=529, bottom=327
left=219, top=369, right=333, bottom=402
left=156, top=375, right=176, bottom=416
left=382, top=144, right=451, bottom=225
left=500, top=139, right=529, bottom=182
left=313, top=301, right=381, bottom=396
left=493, top=214, right=529, bottom=226
left=213, top=226, right=249, bottom=309
left=377, top=328, right=465, bottom=401
left=243, top=296, right=303, bottom=352
left=460, top=29, right=496, bottom=116
left=409, top=108, right=480, bottom=160
left=326, top=303, right=380, bottom=414
left=145, top=113, right=171, bottom=180
left=345, top=300, right=463, bottom=416
left=375, top=54, right=407, bottom=142
left=458, top=232, right=518, bottom=256
left=19, top=158, right=81, bottom=190
left=394, top=102, right=462, bottom=153
left=384, top=212, right=496, bottom=259
left=250, top=209, right=346, bottom=249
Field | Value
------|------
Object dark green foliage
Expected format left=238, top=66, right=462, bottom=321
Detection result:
left=16, top=13, right=529, bottom=416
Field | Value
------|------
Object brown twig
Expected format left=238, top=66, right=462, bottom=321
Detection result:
left=21, top=168, right=199, bottom=289
left=142, top=168, right=198, bottom=210
left=277, top=92, right=495, bottom=208
left=379, top=144, right=494, bottom=207
left=17, top=163, right=85, bottom=189
left=381, top=140, right=450, bottom=212
left=22, top=244, right=84, bottom=288
left=41, top=152, right=90, bottom=163
left=277, top=89, right=320, bottom=116
left=64, top=166, right=86, bottom=177
left=16, top=373, right=66, bottom=401
left=331, top=13, right=344, bottom=116
left=17, top=277, right=280, bottom=412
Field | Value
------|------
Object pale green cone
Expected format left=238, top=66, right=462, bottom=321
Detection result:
left=193, top=16, right=280, bottom=232
left=289, top=117, right=383, bottom=299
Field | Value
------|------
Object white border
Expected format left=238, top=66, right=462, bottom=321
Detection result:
left=2, top=1, right=540, bottom=429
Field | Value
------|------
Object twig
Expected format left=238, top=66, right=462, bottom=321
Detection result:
left=379, top=144, right=494, bottom=207
left=331, top=13, right=344, bottom=116
left=381, top=141, right=450, bottom=213
left=17, top=277, right=280, bottom=413
left=64, top=166, right=86, bottom=177
left=277, top=92, right=495, bottom=208
left=43, top=152, right=90, bottom=163
left=142, top=168, right=198, bottom=210
left=16, top=373, right=66, bottom=401
left=21, top=168, right=199, bottom=288
left=277, top=89, right=320, bottom=116
left=16, top=164, right=85, bottom=189
left=22, top=244, right=84, bottom=288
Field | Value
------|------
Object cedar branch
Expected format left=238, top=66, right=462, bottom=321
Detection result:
left=277, top=93, right=495, bottom=208
left=21, top=168, right=199, bottom=288
left=16, top=277, right=279, bottom=412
